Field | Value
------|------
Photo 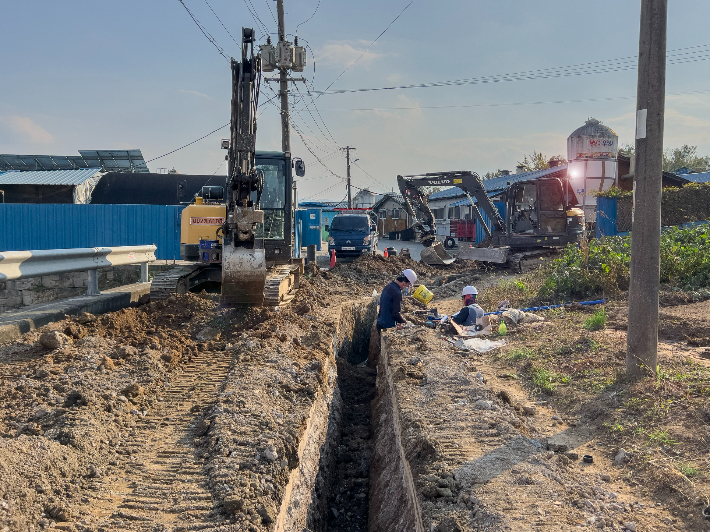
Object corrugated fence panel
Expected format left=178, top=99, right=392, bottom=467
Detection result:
left=0, top=204, right=184, bottom=259
left=475, top=202, right=507, bottom=244
left=596, top=197, right=618, bottom=238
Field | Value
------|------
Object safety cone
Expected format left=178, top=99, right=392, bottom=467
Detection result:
left=330, top=249, right=336, bottom=268
left=384, top=248, right=388, bottom=258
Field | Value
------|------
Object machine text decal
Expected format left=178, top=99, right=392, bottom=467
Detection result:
left=190, top=217, right=225, bottom=225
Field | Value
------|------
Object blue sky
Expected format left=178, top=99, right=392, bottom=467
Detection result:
left=1, top=1, right=709, bottom=200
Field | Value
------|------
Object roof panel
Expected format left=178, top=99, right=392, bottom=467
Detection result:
left=684, top=171, right=710, bottom=184
left=0, top=168, right=102, bottom=185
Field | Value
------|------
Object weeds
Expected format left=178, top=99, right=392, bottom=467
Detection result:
left=536, top=224, right=710, bottom=303
left=506, top=347, right=536, bottom=360
left=678, top=463, right=698, bottom=478
left=647, top=429, right=677, bottom=446
left=602, top=421, right=624, bottom=433
left=583, top=309, right=607, bottom=331
left=530, top=367, right=569, bottom=394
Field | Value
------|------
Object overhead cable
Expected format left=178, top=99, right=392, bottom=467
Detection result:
left=177, top=0, right=230, bottom=61
left=146, top=123, right=230, bottom=163
left=202, top=0, right=241, bottom=50
left=316, top=0, right=414, bottom=99
left=313, top=43, right=710, bottom=96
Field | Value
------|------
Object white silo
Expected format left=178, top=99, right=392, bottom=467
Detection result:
left=566, top=118, right=618, bottom=220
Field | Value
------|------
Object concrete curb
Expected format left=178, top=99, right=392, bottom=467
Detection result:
left=0, top=282, right=151, bottom=344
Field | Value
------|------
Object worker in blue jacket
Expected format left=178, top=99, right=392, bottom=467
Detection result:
left=377, top=268, right=417, bottom=332
left=368, top=269, right=417, bottom=368
left=452, top=286, right=485, bottom=326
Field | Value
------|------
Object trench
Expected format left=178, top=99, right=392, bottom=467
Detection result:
left=277, top=297, right=422, bottom=532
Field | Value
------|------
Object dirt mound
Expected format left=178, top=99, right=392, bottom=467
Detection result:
left=330, top=254, right=480, bottom=287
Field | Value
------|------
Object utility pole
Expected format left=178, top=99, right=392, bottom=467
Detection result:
left=627, top=0, right=667, bottom=377
left=276, top=0, right=290, bottom=153
left=343, top=146, right=356, bottom=208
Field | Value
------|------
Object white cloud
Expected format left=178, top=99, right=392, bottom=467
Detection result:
left=664, top=108, right=710, bottom=129
left=0, top=115, right=53, bottom=144
left=314, top=41, right=383, bottom=69
left=179, top=89, right=210, bottom=100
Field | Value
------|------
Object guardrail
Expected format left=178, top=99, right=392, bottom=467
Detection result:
left=0, top=245, right=157, bottom=296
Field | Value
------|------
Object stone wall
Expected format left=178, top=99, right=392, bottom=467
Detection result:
left=0, top=266, right=143, bottom=312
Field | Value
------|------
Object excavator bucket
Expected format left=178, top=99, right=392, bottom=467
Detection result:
left=220, top=244, right=267, bottom=307
left=420, top=241, right=456, bottom=266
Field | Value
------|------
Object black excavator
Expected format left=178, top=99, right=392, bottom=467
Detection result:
left=397, top=171, right=585, bottom=268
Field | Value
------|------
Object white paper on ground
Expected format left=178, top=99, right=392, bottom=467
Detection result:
left=454, top=337, right=506, bottom=352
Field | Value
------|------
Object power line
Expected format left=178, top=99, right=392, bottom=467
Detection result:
left=177, top=0, right=230, bottom=61
left=352, top=161, right=387, bottom=190
left=202, top=0, right=242, bottom=50
left=263, top=0, right=278, bottom=26
left=146, top=123, right=229, bottom=163
left=313, top=43, right=710, bottom=96
left=295, top=0, right=321, bottom=33
left=316, top=0, right=413, bottom=98
left=242, top=0, right=270, bottom=35
left=319, top=87, right=710, bottom=111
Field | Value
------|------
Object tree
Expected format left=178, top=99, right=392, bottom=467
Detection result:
left=662, top=145, right=710, bottom=173
left=483, top=169, right=506, bottom=180
left=517, top=151, right=567, bottom=172
left=618, top=143, right=710, bottom=173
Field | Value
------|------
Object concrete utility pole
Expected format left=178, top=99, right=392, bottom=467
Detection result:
left=627, top=0, right=668, bottom=377
left=276, top=0, right=290, bottom=153
left=343, top=146, right=356, bottom=208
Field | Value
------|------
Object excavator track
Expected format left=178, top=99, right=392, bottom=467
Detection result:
left=150, top=262, right=301, bottom=307
left=150, top=264, right=206, bottom=301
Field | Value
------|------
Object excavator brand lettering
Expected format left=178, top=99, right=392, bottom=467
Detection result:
left=190, top=217, right=225, bottom=225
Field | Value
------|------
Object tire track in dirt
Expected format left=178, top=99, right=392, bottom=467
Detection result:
left=95, top=350, right=232, bottom=531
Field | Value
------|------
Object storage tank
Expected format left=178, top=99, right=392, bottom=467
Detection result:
left=566, top=118, right=618, bottom=220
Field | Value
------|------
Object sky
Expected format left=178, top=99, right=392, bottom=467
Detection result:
left=1, top=0, right=710, bottom=201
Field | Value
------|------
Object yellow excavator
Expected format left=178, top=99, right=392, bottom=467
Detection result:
left=150, top=28, right=304, bottom=306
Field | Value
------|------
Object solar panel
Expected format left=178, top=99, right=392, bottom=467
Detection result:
left=0, top=150, right=149, bottom=173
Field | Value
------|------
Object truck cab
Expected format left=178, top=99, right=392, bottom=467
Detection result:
left=327, top=212, right=378, bottom=257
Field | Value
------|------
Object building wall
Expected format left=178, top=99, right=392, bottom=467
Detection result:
left=0, top=184, right=75, bottom=203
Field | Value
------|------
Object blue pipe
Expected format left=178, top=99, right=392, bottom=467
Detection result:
left=483, top=299, right=607, bottom=316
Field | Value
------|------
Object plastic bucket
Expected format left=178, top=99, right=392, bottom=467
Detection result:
left=412, top=285, right=434, bottom=305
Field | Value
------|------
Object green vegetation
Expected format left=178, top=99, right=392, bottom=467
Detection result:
left=583, top=309, right=607, bottom=331
left=678, top=463, right=698, bottom=478
left=647, top=429, right=677, bottom=446
left=618, top=143, right=710, bottom=173
left=530, top=367, right=569, bottom=394
left=517, top=151, right=566, bottom=172
left=537, top=224, right=710, bottom=303
left=506, top=347, right=536, bottom=360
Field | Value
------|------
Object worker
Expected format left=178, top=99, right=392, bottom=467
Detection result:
left=452, top=286, right=485, bottom=326
left=368, top=268, right=417, bottom=368
left=377, top=268, right=417, bottom=332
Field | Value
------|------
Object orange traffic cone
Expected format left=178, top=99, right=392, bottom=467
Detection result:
left=384, top=248, right=388, bottom=258
left=330, top=249, right=336, bottom=268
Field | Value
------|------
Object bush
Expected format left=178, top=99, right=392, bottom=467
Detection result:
left=583, top=309, right=607, bottom=331
left=536, top=224, right=710, bottom=303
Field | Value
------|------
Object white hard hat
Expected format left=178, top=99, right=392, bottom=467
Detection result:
left=462, top=285, right=478, bottom=296
left=402, top=269, right=417, bottom=284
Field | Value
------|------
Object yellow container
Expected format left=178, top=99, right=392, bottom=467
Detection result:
left=412, top=285, right=434, bottom=305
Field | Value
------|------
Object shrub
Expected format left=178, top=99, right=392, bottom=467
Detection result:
left=583, top=309, right=607, bottom=331
left=536, top=224, right=710, bottom=303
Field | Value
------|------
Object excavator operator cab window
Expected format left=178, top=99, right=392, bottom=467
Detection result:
left=512, top=183, right=538, bottom=234
left=251, top=159, right=286, bottom=240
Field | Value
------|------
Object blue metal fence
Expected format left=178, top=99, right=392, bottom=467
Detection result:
left=0, top=204, right=184, bottom=259
left=596, top=197, right=620, bottom=238
left=475, top=202, right=507, bottom=244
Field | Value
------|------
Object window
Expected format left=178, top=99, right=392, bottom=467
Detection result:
left=391, top=208, right=400, bottom=220
left=379, top=210, right=387, bottom=220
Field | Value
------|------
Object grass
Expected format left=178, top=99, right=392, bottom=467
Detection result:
left=678, top=463, right=698, bottom=478
left=647, top=429, right=677, bottom=446
left=506, top=347, right=536, bottom=360
left=583, top=309, right=607, bottom=331
left=530, top=367, right=570, bottom=394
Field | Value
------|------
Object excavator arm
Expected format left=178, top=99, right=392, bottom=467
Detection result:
left=397, top=171, right=505, bottom=239
left=221, top=27, right=268, bottom=306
